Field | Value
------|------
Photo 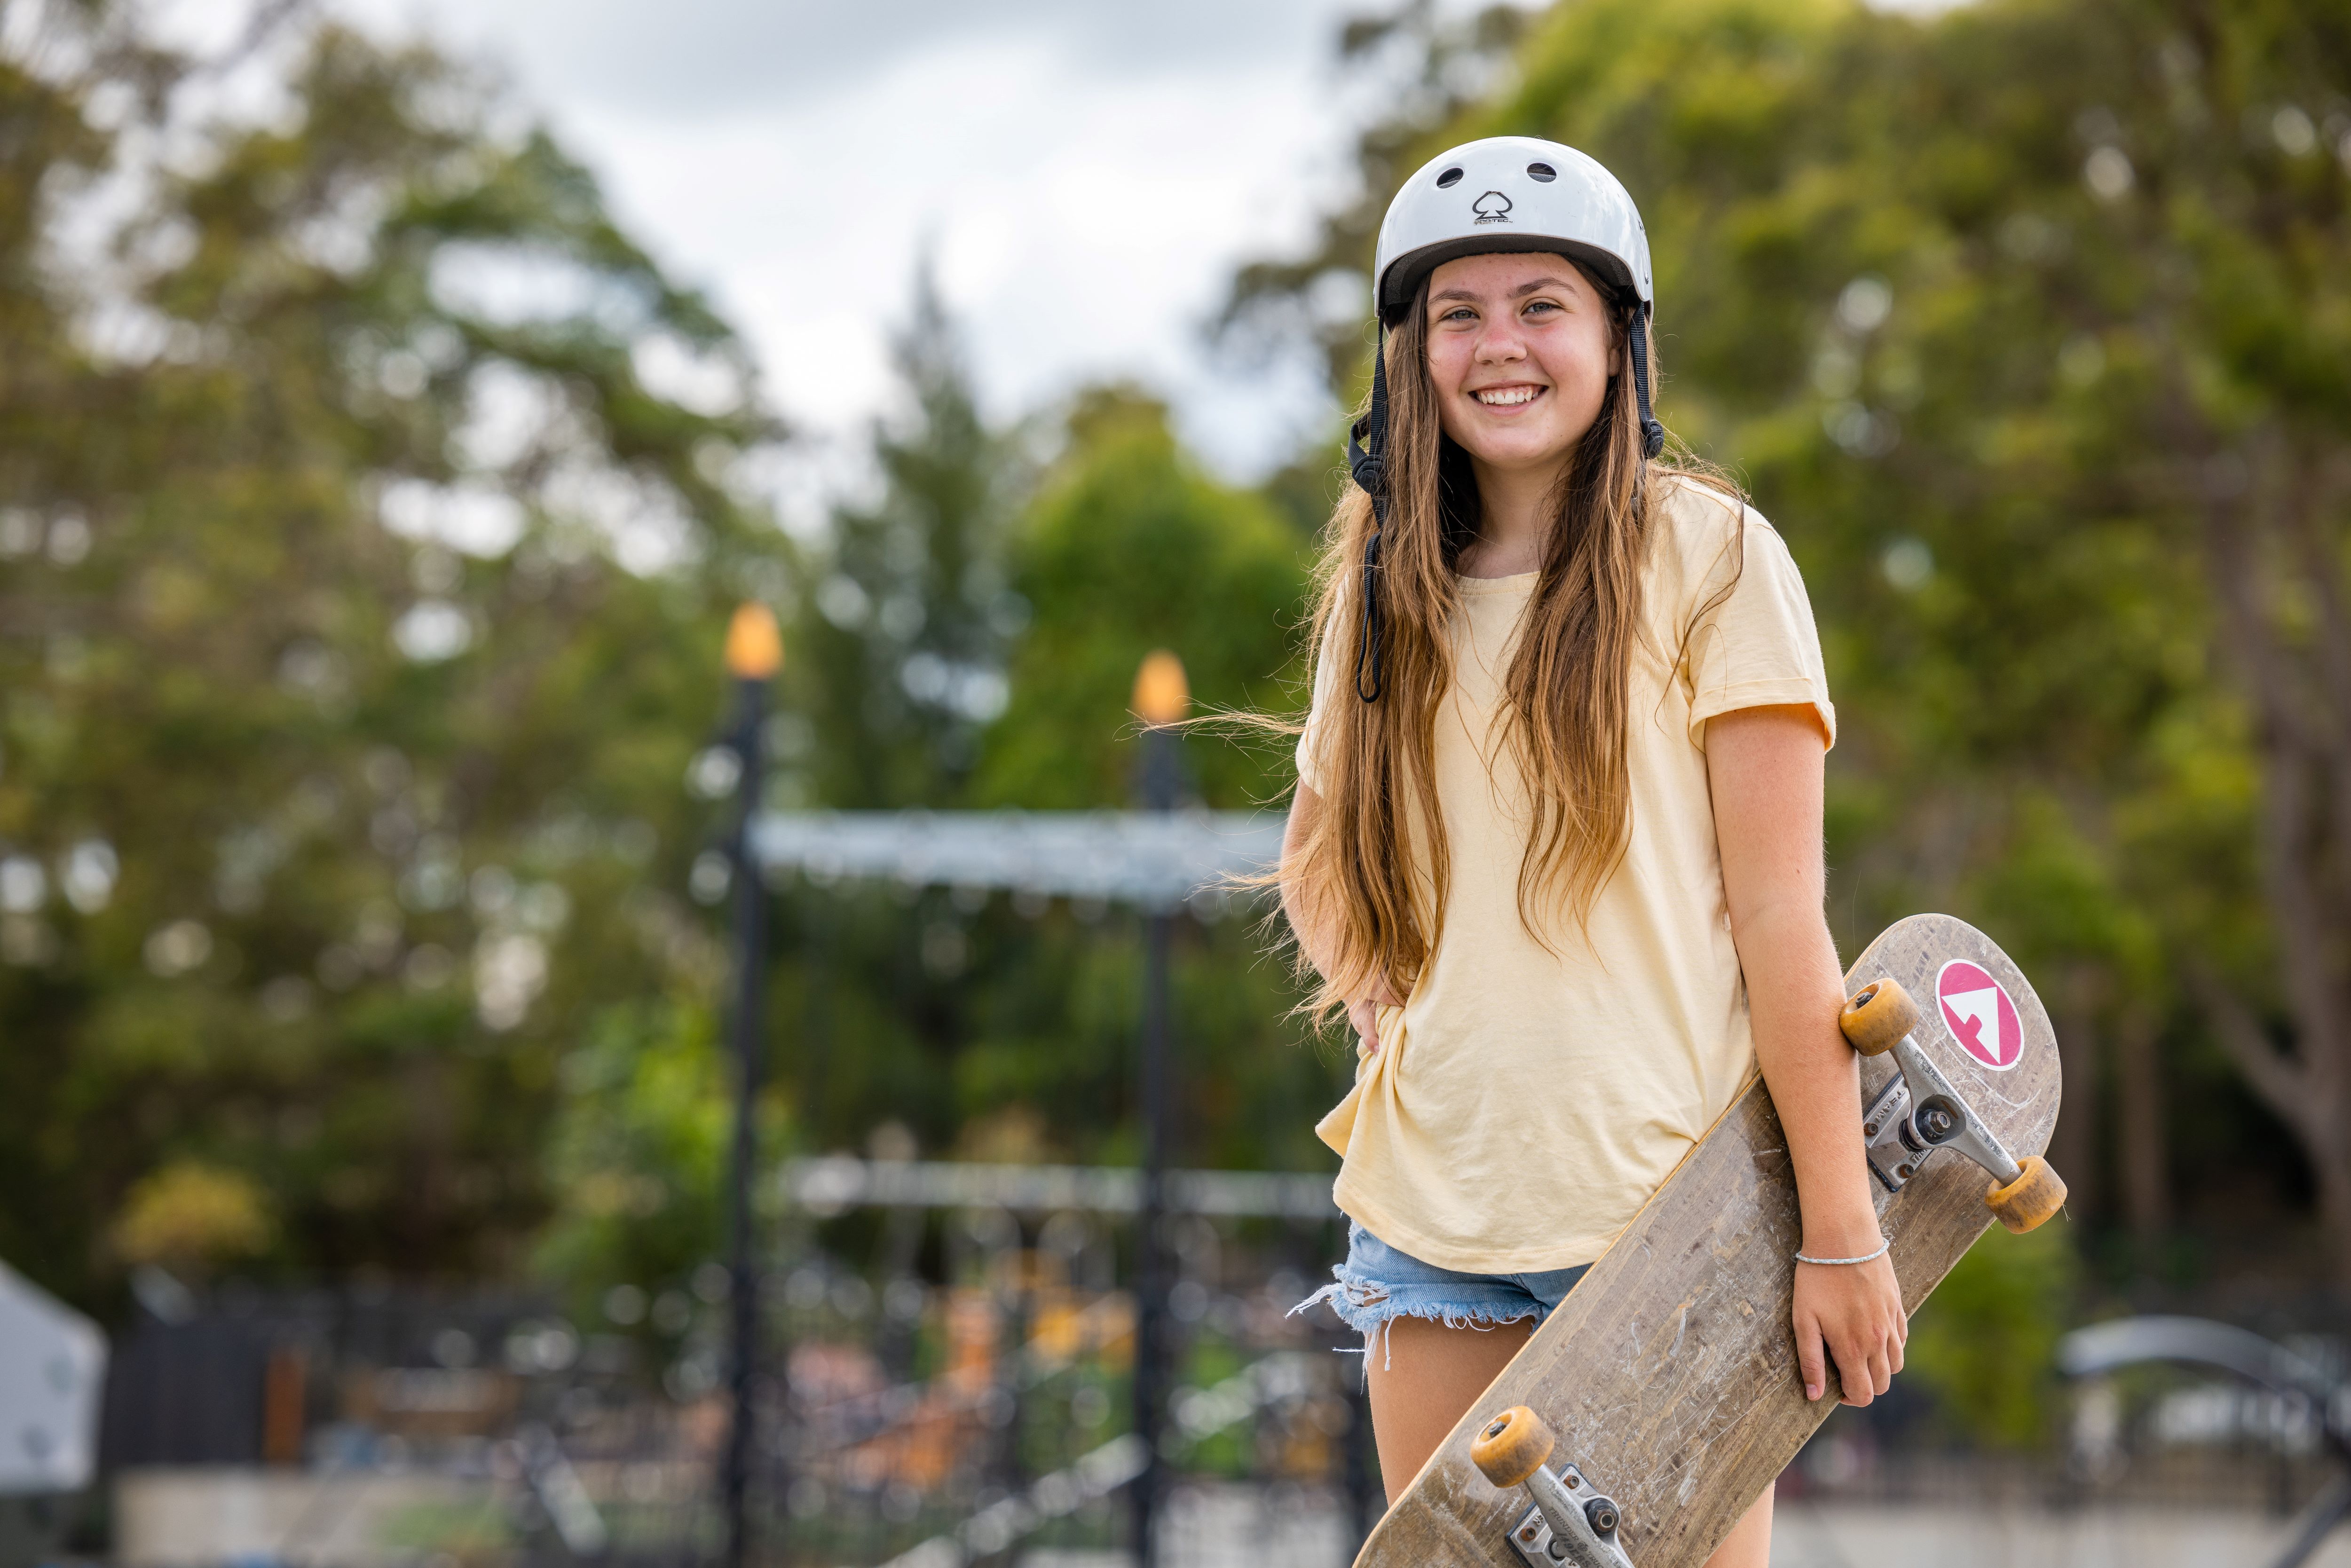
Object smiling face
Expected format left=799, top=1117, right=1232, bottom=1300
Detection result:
left=1423, top=251, right=1619, bottom=480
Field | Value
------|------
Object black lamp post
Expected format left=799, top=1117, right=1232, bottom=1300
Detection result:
left=721, top=602, right=781, bottom=1568
left=1128, top=649, right=1188, bottom=1568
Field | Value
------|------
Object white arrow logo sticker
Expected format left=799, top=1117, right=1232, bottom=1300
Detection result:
left=1935, top=960, right=2023, bottom=1071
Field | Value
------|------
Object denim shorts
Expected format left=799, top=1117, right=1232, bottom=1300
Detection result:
left=1292, top=1221, right=1590, bottom=1358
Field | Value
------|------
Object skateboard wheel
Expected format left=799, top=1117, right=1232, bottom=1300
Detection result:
left=1840, top=978, right=1920, bottom=1057
left=1985, top=1154, right=2067, bottom=1233
left=1469, top=1405, right=1555, bottom=1489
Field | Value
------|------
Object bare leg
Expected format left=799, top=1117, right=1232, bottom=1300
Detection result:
left=1367, top=1320, right=1779, bottom=1561
left=1704, top=1484, right=1773, bottom=1567
left=1363, top=1315, right=1535, bottom=1505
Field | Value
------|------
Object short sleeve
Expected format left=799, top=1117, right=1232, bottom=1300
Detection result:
left=1681, top=508, right=1836, bottom=750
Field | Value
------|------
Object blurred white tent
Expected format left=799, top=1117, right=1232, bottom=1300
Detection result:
left=0, top=1258, right=106, bottom=1494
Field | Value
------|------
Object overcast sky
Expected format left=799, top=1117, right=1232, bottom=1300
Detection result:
left=157, top=0, right=1954, bottom=507
left=154, top=0, right=1405, bottom=501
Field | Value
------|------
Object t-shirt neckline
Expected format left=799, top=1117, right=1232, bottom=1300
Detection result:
left=1455, top=570, right=1538, bottom=597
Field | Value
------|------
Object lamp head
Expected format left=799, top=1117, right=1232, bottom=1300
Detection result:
left=1131, top=649, right=1189, bottom=727
left=725, top=603, right=782, bottom=680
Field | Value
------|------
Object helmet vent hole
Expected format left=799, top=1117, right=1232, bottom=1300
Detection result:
left=1435, top=166, right=1464, bottom=189
left=1527, top=162, right=1557, bottom=182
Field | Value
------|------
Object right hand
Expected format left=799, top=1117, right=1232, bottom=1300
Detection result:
left=1794, top=1248, right=1907, bottom=1406
left=1347, top=975, right=1402, bottom=1057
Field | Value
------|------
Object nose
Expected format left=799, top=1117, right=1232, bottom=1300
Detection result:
left=1475, top=315, right=1529, bottom=365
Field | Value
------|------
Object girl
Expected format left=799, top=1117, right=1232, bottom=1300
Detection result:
left=1279, top=137, right=1905, bottom=1567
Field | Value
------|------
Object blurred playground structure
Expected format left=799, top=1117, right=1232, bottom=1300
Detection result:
left=89, top=770, right=1386, bottom=1566
left=95, top=1198, right=1374, bottom=1566
left=76, top=1243, right=2351, bottom=1568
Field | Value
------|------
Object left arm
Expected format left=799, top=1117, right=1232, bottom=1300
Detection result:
left=1707, top=704, right=1906, bottom=1406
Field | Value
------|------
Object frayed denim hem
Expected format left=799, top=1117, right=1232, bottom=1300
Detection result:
left=1287, top=1276, right=1544, bottom=1374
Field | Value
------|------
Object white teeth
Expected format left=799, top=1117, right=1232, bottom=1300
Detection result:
left=1475, top=386, right=1540, bottom=406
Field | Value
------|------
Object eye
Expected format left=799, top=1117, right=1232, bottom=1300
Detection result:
left=1523, top=299, right=1561, bottom=316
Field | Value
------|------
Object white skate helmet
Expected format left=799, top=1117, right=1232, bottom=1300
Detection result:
left=1371, top=136, right=1654, bottom=323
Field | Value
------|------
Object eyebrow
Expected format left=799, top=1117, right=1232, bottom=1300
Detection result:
left=1429, top=276, right=1582, bottom=306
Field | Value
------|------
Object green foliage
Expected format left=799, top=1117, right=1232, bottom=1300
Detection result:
left=0, top=11, right=787, bottom=1301
left=761, top=375, right=1337, bottom=1173
left=532, top=998, right=735, bottom=1319
left=976, top=387, right=1311, bottom=812
left=789, top=268, right=1022, bottom=810
left=1904, top=1221, right=2083, bottom=1448
left=110, top=1161, right=275, bottom=1275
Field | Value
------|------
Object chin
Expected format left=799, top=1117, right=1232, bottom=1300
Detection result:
left=1469, top=430, right=1575, bottom=468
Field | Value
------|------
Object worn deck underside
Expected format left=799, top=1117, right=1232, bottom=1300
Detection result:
left=1357, top=914, right=2064, bottom=1568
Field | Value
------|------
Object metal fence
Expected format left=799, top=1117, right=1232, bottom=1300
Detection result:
left=97, top=1185, right=1375, bottom=1567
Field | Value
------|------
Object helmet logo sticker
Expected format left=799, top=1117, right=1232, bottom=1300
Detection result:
left=1472, top=191, right=1513, bottom=225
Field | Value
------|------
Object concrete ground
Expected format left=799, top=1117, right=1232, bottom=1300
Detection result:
left=1772, top=1501, right=2351, bottom=1568
left=116, top=1471, right=2351, bottom=1567
left=1021, top=1488, right=2351, bottom=1568
left=114, top=1467, right=503, bottom=1567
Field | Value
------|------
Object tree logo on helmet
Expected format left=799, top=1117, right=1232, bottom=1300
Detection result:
left=1472, top=191, right=1513, bottom=225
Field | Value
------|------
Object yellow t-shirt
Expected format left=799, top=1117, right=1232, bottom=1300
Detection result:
left=1298, top=478, right=1835, bottom=1273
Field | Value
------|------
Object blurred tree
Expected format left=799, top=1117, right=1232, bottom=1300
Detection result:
left=1230, top=0, right=2351, bottom=1284
left=110, top=1162, right=275, bottom=1279
left=975, top=385, right=1309, bottom=813
left=0, top=6, right=788, bottom=1302
left=768, top=380, right=1337, bottom=1174
left=967, top=387, right=1333, bottom=1173
left=760, top=274, right=1028, bottom=1174
left=1219, top=0, right=1533, bottom=396
left=790, top=265, right=1025, bottom=811
left=1902, top=1221, right=2082, bottom=1448
left=532, top=998, right=734, bottom=1336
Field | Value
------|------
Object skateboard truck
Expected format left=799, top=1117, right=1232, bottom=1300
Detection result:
left=1470, top=1406, right=1637, bottom=1568
left=1840, top=978, right=2067, bottom=1232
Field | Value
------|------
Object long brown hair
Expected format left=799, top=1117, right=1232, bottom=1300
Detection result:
left=1283, top=268, right=1741, bottom=1024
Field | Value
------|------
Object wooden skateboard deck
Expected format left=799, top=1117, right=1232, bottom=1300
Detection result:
left=1355, top=914, right=2063, bottom=1568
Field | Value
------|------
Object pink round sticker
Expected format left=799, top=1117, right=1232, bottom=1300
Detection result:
left=1935, top=960, right=2023, bottom=1071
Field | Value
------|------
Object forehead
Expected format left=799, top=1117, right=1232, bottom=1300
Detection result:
left=1426, top=251, right=1592, bottom=301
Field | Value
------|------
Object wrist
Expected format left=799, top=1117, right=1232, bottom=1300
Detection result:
left=1795, top=1236, right=1889, bottom=1266
left=1799, top=1209, right=1884, bottom=1256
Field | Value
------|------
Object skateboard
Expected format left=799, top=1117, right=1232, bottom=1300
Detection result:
left=1355, top=913, right=2068, bottom=1568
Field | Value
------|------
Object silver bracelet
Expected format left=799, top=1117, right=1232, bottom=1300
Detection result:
left=1795, top=1237, right=1890, bottom=1267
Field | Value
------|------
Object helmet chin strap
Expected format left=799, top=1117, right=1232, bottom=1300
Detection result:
left=1627, top=302, right=1666, bottom=459
left=1347, top=325, right=1390, bottom=703
left=1346, top=300, right=1663, bottom=704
